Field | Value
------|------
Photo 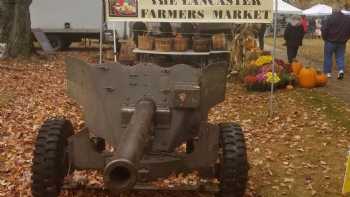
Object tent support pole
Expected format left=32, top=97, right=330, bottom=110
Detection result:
left=113, top=23, right=117, bottom=62
left=99, top=4, right=104, bottom=64
left=270, top=0, right=278, bottom=116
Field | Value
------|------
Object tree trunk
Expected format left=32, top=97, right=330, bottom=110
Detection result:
left=0, top=0, right=32, bottom=58
left=0, top=1, right=14, bottom=43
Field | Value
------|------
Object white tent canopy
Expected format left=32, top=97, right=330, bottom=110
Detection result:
left=342, top=10, right=350, bottom=15
left=303, top=4, right=333, bottom=16
left=274, top=0, right=303, bottom=15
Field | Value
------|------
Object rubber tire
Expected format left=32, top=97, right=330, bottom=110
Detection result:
left=62, top=41, right=72, bottom=50
left=31, top=118, right=74, bottom=197
left=47, top=35, right=64, bottom=51
left=217, top=123, right=249, bottom=197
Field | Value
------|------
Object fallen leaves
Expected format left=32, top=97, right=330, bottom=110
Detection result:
left=0, top=53, right=85, bottom=196
left=152, top=172, right=201, bottom=189
left=1, top=49, right=350, bottom=197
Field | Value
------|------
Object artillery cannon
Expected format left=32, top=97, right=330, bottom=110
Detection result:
left=31, top=52, right=249, bottom=196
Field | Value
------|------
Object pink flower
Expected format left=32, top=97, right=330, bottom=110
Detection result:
left=256, top=72, right=267, bottom=82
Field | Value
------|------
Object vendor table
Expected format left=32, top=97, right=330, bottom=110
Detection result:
left=133, top=48, right=230, bottom=66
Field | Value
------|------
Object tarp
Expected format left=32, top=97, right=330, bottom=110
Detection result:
left=274, top=0, right=302, bottom=15
left=303, top=4, right=332, bottom=16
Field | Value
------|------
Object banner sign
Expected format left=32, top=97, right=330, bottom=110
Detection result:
left=106, top=0, right=273, bottom=23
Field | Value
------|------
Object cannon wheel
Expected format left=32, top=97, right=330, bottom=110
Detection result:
left=217, top=123, right=248, bottom=197
left=31, top=118, right=74, bottom=197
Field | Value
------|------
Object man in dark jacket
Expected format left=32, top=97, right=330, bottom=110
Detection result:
left=284, top=16, right=305, bottom=63
left=258, top=24, right=267, bottom=50
left=322, top=8, right=350, bottom=79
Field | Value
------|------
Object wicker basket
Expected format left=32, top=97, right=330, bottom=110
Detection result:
left=174, top=35, right=189, bottom=51
left=155, top=37, right=173, bottom=52
left=193, top=37, right=211, bottom=52
left=212, top=33, right=226, bottom=50
left=138, top=35, right=154, bottom=50
left=119, top=39, right=136, bottom=65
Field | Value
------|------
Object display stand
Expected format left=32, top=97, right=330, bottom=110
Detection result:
left=101, top=0, right=278, bottom=115
left=134, top=48, right=230, bottom=66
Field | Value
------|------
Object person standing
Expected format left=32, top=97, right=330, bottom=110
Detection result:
left=315, top=18, right=322, bottom=38
left=258, top=24, right=267, bottom=50
left=322, top=8, right=350, bottom=79
left=301, top=15, right=309, bottom=33
left=132, top=22, right=147, bottom=47
left=309, top=17, right=316, bottom=37
left=284, top=16, right=305, bottom=63
left=159, top=22, right=173, bottom=37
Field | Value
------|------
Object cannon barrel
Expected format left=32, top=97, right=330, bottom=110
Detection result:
left=104, top=99, right=156, bottom=192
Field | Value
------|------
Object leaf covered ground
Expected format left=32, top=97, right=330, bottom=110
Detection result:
left=1, top=50, right=350, bottom=197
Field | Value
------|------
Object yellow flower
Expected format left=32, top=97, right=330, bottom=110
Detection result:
left=255, top=55, right=273, bottom=66
left=265, top=72, right=280, bottom=84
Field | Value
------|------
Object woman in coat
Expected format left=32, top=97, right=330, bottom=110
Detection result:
left=284, top=16, right=305, bottom=63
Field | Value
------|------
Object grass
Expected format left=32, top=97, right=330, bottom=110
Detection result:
left=299, top=89, right=350, bottom=131
left=265, top=37, right=350, bottom=67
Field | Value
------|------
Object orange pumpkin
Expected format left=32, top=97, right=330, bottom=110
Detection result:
left=291, top=60, right=303, bottom=75
left=315, top=71, right=328, bottom=87
left=298, top=67, right=317, bottom=89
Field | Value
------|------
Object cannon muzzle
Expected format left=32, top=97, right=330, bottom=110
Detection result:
left=104, top=99, right=155, bottom=192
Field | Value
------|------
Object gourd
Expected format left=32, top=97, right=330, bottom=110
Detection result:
left=291, top=60, right=303, bottom=75
left=244, top=37, right=257, bottom=51
left=315, top=71, right=328, bottom=87
left=286, top=85, right=294, bottom=90
left=298, top=67, right=317, bottom=88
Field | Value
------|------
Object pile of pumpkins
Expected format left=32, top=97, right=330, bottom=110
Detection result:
left=291, top=60, right=328, bottom=89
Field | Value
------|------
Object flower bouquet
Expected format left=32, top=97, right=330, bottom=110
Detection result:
left=242, top=55, right=295, bottom=92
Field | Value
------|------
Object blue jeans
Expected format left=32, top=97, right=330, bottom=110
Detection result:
left=323, top=41, right=346, bottom=73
